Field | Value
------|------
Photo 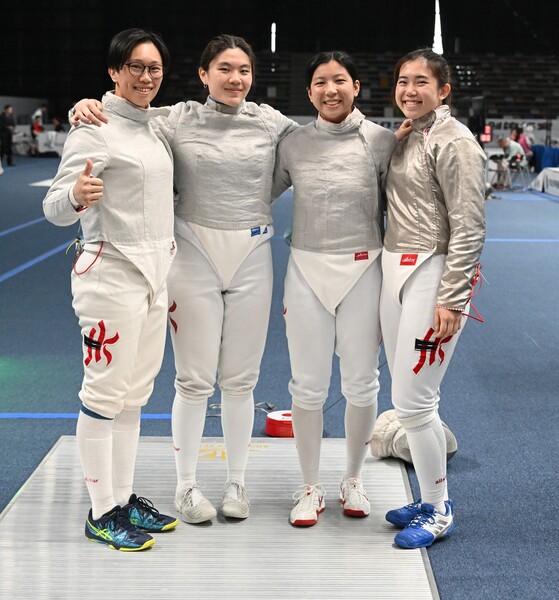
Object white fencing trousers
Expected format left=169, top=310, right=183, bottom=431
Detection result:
left=380, top=251, right=467, bottom=426
left=72, top=251, right=169, bottom=419
left=168, top=234, right=273, bottom=402
left=380, top=251, right=469, bottom=506
left=284, top=255, right=382, bottom=411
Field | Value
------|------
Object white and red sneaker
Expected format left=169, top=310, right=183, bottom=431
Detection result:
left=339, top=477, right=370, bottom=517
left=290, top=484, right=325, bottom=527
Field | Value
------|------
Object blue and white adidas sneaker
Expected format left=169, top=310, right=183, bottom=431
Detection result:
left=394, top=500, right=454, bottom=549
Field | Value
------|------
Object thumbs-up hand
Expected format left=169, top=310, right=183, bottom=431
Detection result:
left=72, top=159, right=104, bottom=207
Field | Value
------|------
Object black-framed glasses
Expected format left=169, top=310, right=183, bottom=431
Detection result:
left=125, top=62, right=164, bottom=79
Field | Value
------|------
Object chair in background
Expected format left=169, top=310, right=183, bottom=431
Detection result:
left=508, top=154, right=532, bottom=190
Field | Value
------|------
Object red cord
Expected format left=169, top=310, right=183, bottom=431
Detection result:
left=73, top=242, right=104, bottom=275
left=462, top=263, right=484, bottom=323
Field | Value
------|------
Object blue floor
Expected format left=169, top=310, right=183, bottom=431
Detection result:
left=1, top=156, right=558, bottom=599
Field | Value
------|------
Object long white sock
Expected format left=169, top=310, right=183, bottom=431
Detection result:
left=404, top=415, right=448, bottom=513
left=76, top=411, right=115, bottom=520
left=291, top=404, right=323, bottom=485
left=221, top=391, right=254, bottom=486
left=172, top=393, right=207, bottom=494
left=344, top=401, right=377, bottom=479
left=112, top=408, right=141, bottom=506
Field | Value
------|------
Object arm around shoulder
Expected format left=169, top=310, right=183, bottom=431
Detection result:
left=271, top=136, right=293, bottom=200
left=258, top=103, right=299, bottom=141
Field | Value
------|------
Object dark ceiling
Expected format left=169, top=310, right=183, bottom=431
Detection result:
left=1, top=0, right=557, bottom=112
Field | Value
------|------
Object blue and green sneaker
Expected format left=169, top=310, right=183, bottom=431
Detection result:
left=85, top=506, right=154, bottom=551
left=122, top=494, right=178, bottom=532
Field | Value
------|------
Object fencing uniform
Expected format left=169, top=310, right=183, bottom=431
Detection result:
left=44, top=92, right=175, bottom=419
left=274, top=109, right=396, bottom=495
left=380, top=104, right=486, bottom=508
left=43, top=92, right=176, bottom=530
left=154, top=97, right=298, bottom=499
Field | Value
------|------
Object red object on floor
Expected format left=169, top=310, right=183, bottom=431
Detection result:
left=265, top=410, right=294, bottom=437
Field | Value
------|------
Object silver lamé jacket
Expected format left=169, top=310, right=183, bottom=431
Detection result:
left=273, top=108, right=397, bottom=254
left=384, top=105, right=486, bottom=309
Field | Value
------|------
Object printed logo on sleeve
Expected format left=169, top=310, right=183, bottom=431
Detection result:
left=400, top=253, right=418, bottom=266
left=354, top=251, right=369, bottom=261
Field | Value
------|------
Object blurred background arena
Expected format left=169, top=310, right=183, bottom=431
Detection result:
left=3, top=0, right=559, bottom=138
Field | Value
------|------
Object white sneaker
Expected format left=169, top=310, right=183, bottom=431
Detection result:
left=174, top=484, right=217, bottom=524
left=221, top=482, right=250, bottom=519
left=290, top=484, right=325, bottom=527
left=339, top=477, right=370, bottom=517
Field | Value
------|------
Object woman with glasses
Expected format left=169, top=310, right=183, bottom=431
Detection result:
left=72, top=34, right=298, bottom=524
left=43, top=28, right=178, bottom=551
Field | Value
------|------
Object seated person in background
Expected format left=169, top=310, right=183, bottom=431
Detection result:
left=53, top=117, right=65, bottom=132
left=31, top=115, right=45, bottom=136
left=499, top=135, right=527, bottom=167
left=30, top=115, right=45, bottom=155
left=490, top=136, right=526, bottom=188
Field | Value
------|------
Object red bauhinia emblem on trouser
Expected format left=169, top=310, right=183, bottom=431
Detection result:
left=84, top=320, right=120, bottom=366
left=169, top=300, right=178, bottom=333
left=413, top=328, right=453, bottom=374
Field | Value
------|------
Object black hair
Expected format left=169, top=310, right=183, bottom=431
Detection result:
left=107, top=28, right=170, bottom=72
left=199, top=34, right=256, bottom=74
left=393, top=48, right=453, bottom=105
left=306, top=51, right=359, bottom=88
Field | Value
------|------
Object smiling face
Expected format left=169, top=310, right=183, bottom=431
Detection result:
left=198, top=47, right=253, bottom=106
left=307, top=60, right=359, bottom=123
left=395, top=58, right=450, bottom=120
left=109, top=42, right=163, bottom=108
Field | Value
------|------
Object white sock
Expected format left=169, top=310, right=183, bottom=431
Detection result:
left=344, top=401, right=377, bottom=480
left=76, top=411, right=115, bottom=520
left=112, top=408, right=141, bottom=506
left=172, top=393, right=207, bottom=494
left=404, top=415, right=448, bottom=514
left=221, top=391, right=254, bottom=486
left=291, top=404, right=323, bottom=485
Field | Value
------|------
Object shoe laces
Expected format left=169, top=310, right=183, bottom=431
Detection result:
left=293, top=484, right=325, bottom=506
left=342, top=477, right=366, bottom=499
left=401, top=500, right=422, bottom=510
left=132, top=495, right=161, bottom=519
left=179, top=483, right=205, bottom=507
left=408, top=506, right=437, bottom=528
left=107, top=507, right=139, bottom=532
left=223, top=482, right=249, bottom=503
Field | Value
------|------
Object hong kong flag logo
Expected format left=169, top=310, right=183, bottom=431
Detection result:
left=83, top=320, right=119, bottom=366
left=169, top=301, right=178, bottom=333
left=413, top=328, right=453, bottom=374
